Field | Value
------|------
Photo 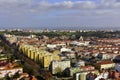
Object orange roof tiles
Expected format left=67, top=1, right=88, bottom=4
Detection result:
left=97, top=61, right=114, bottom=65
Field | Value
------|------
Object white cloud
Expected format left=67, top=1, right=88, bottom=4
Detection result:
left=73, top=1, right=97, bottom=9
left=53, top=1, right=73, bottom=9
left=100, top=0, right=120, bottom=8
left=0, top=0, right=120, bottom=15
left=0, top=0, right=32, bottom=8
left=31, top=0, right=120, bottom=13
left=113, top=2, right=120, bottom=7
left=0, top=0, right=33, bottom=14
left=36, top=1, right=97, bottom=11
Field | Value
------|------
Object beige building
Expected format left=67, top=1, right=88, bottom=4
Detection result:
left=95, top=61, right=115, bottom=69
left=51, top=60, right=70, bottom=74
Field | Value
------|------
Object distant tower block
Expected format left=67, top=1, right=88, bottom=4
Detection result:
left=79, top=36, right=84, bottom=41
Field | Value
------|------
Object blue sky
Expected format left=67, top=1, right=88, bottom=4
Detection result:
left=48, top=0, right=98, bottom=3
left=0, top=0, right=120, bottom=30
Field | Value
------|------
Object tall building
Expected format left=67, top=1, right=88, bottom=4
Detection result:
left=51, top=60, right=70, bottom=74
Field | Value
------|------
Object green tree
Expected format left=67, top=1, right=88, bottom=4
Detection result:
left=12, top=72, right=20, bottom=79
left=55, top=67, right=63, bottom=77
left=4, top=74, right=11, bottom=80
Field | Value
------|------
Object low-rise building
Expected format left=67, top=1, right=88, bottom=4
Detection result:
left=74, top=60, right=85, bottom=67
left=0, top=63, right=23, bottom=78
left=95, top=60, right=115, bottom=69
left=74, top=70, right=98, bottom=80
left=68, top=65, right=95, bottom=77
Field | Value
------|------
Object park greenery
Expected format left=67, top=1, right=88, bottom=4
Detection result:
left=0, top=30, right=120, bottom=38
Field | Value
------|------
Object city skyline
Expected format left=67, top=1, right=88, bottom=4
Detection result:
left=0, top=0, right=120, bottom=30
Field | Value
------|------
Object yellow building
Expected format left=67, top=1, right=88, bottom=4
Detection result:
left=19, top=44, right=60, bottom=68
left=30, top=50, right=36, bottom=60
left=53, top=50, right=60, bottom=54
left=43, top=55, right=52, bottom=68
left=37, top=53, right=43, bottom=63
left=27, top=49, right=32, bottom=58
left=43, top=54, right=60, bottom=68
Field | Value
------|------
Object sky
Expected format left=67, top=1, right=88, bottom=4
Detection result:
left=0, top=0, right=120, bottom=30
